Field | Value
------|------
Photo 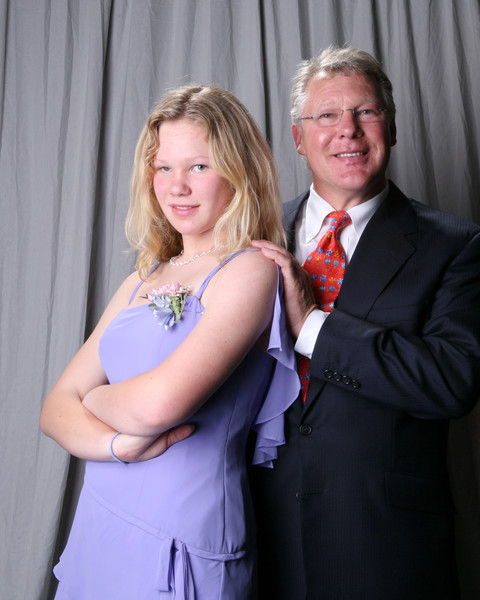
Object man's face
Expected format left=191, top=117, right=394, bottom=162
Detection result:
left=292, top=73, right=397, bottom=210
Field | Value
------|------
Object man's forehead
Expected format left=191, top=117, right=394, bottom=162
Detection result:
left=305, top=73, right=380, bottom=103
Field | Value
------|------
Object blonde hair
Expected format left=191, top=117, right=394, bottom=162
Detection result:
left=126, top=85, right=285, bottom=279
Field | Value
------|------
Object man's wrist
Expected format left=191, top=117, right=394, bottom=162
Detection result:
left=294, top=309, right=329, bottom=358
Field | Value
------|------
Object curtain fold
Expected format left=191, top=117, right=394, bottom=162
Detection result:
left=1, top=1, right=479, bottom=598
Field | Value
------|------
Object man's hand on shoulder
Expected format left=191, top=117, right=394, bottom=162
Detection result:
left=251, top=240, right=316, bottom=338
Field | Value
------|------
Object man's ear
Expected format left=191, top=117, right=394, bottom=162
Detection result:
left=389, top=118, right=397, bottom=147
left=292, top=123, right=306, bottom=155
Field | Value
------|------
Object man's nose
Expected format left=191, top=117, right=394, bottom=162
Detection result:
left=338, top=109, right=361, bottom=135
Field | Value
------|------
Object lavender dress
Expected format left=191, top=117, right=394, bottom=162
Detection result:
left=53, top=253, right=299, bottom=599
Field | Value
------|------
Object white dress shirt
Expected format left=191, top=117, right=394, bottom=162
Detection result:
left=294, top=184, right=388, bottom=358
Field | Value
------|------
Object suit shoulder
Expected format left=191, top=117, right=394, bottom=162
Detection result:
left=282, top=191, right=309, bottom=235
left=283, top=191, right=309, bottom=218
left=408, top=197, right=480, bottom=240
left=387, top=182, right=479, bottom=238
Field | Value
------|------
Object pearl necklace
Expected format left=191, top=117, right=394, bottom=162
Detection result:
left=169, top=245, right=225, bottom=267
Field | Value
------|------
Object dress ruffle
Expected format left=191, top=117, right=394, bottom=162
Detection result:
left=252, top=273, right=300, bottom=467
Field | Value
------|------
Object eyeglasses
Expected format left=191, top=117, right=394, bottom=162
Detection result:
left=300, top=106, right=388, bottom=127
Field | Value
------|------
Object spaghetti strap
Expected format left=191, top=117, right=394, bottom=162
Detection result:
left=128, top=250, right=256, bottom=305
left=128, top=263, right=162, bottom=305
left=195, top=249, right=256, bottom=299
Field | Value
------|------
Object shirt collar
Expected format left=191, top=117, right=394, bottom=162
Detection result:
left=303, top=183, right=389, bottom=243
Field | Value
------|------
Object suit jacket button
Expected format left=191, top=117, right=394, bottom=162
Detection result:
left=351, top=379, right=360, bottom=389
left=333, top=372, right=342, bottom=382
left=299, top=424, right=312, bottom=436
left=342, top=375, right=352, bottom=385
left=324, top=369, right=333, bottom=379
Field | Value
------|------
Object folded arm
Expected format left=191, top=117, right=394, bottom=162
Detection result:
left=40, top=271, right=194, bottom=461
left=82, top=251, right=278, bottom=435
left=41, top=252, right=278, bottom=461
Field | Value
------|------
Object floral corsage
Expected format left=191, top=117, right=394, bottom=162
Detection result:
left=141, top=283, right=190, bottom=329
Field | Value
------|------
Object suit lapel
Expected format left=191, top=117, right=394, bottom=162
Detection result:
left=336, top=183, right=417, bottom=319
left=300, top=183, right=418, bottom=413
left=283, top=192, right=309, bottom=254
left=284, top=185, right=418, bottom=321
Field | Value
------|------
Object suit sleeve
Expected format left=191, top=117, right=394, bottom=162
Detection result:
left=308, top=229, right=480, bottom=418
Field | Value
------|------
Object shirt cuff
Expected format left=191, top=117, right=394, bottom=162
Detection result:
left=294, top=309, right=329, bottom=359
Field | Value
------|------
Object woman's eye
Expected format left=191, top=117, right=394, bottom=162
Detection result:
left=192, top=164, right=207, bottom=172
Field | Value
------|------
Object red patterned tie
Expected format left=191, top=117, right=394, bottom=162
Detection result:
left=298, top=211, right=351, bottom=402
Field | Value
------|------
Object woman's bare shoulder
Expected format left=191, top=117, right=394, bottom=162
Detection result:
left=94, top=270, right=144, bottom=327
left=201, top=249, right=278, bottom=308
left=223, top=248, right=278, bottom=279
left=111, top=270, right=144, bottom=303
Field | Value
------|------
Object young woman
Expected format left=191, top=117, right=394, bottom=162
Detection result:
left=40, top=85, right=299, bottom=599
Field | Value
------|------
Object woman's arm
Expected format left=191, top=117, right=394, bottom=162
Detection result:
left=40, top=271, right=193, bottom=461
left=83, top=251, right=278, bottom=436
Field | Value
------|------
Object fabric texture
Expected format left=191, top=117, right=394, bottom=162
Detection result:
left=53, top=254, right=299, bottom=599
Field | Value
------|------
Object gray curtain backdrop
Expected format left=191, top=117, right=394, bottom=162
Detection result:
left=1, top=1, right=479, bottom=598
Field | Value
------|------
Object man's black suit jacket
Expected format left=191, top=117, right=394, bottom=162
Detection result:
left=250, top=182, right=480, bottom=600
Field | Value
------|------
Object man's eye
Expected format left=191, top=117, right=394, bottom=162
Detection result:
left=316, top=112, right=337, bottom=121
left=359, top=107, right=383, bottom=117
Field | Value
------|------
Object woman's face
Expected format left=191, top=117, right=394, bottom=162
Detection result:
left=152, top=118, right=232, bottom=244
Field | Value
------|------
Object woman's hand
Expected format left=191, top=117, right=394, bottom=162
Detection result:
left=111, top=425, right=195, bottom=463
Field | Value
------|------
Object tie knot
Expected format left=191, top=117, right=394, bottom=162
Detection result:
left=327, top=211, right=351, bottom=234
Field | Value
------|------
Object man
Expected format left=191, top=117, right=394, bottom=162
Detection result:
left=250, top=47, right=480, bottom=600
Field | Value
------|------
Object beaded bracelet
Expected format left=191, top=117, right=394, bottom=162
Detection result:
left=109, top=432, right=129, bottom=464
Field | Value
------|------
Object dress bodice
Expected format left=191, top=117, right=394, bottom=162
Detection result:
left=54, top=252, right=299, bottom=599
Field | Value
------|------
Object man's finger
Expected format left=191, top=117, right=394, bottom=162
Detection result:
left=251, top=239, right=283, bottom=252
left=251, top=240, right=296, bottom=267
